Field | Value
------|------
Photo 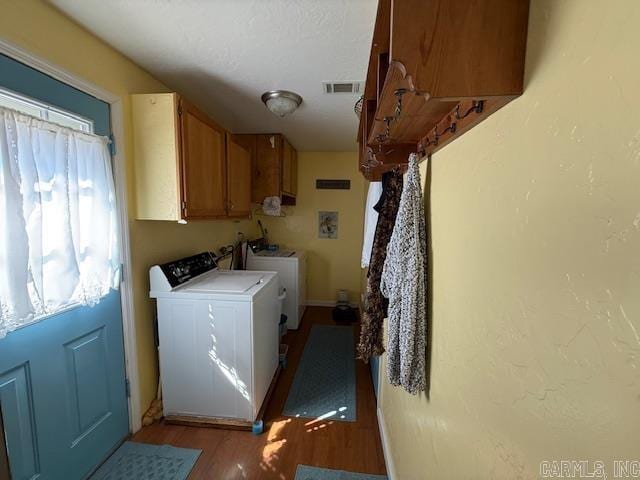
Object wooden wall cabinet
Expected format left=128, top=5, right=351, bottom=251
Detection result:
left=132, top=93, right=251, bottom=221
left=179, top=98, right=227, bottom=219
left=226, top=133, right=252, bottom=217
left=236, top=133, right=297, bottom=205
left=358, top=0, right=530, bottom=180
left=281, top=137, right=297, bottom=197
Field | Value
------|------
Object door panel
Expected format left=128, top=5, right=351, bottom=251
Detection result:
left=281, top=138, right=292, bottom=195
left=64, top=327, right=112, bottom=443
left=291, top=148, right=298, bottom=196
left=0, top=53, right=129, bottom=479
left=179, top=99, right=227, bottom=218
left=63, top=294, right=128, bottom=475
left=226, top=133, right=251, bottom=217
left=0, top=364, right=39, bottom=480
left=233, top=134, right=260, bottom=204
left=0, top=407, right=11, bottom=480
left=254, top=134, right=281, bottom=202
left=0, top=292, right=128, bottom=480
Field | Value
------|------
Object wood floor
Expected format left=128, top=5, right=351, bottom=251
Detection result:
left=132, top=306, right=387, bottom=480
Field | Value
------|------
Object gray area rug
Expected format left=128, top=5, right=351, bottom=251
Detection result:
left=295, top=465, right=388, bottom=480
left=90, top=441, right=201, bottom=480
left=283, top=324, right=357, bottom=422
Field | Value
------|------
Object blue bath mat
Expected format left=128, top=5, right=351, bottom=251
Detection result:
left=283, top=324, right=356, bottom=422
left=90, top=441, right=201, bottom=480
left=295, top=465, right=388, bottom=480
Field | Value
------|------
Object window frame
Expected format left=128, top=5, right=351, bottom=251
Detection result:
left=0, top=85, right=94, bottom=133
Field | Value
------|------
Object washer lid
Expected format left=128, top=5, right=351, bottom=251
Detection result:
left=182, top=271, right=266, bottom=293
left=256, top=250, right=295, bottom=257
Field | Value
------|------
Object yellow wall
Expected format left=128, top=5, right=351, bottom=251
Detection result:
left=0, top=0, right=257, bottom=416
left=259, top=152, right=366, bottom=304
left=378, top=0, right=640, bottom=478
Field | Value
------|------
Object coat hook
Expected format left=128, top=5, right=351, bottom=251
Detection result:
left=394, top=88, right=408, bottom=119
left=454, top=100, right=485, bottom=120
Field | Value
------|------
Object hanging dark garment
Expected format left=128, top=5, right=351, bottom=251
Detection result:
left=357, top=168, right=403, bottom=362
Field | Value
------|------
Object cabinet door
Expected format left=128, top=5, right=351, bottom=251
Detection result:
left=253, top=134, right=281, bottom=203
left=281, top=138, right=293, bottom=196
left=291, top=147, right=298, bottom=196
left=226, top=133, right=252, bottom=217
left=179, top=99, right=227, bottom=219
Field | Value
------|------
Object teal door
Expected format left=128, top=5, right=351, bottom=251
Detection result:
left=0, top=54, right=129, bottom=479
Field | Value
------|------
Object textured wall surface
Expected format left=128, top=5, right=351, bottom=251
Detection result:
left=259, top=152, right=366, bottom=304
left=0, top=0, right=258, bottom=416
left=378, top=0, right=640, bottom=478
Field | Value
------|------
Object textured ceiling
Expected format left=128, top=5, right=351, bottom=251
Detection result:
left=50, top=0, right=377, bottom=151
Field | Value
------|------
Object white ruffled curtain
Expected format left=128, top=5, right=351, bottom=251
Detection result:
left=0, top=107, right=120, bottom=338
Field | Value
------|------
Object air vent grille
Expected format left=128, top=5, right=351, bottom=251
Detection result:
left=323, top=81, right=364, bottom=94
left=316, top=179, right=351, bottom=190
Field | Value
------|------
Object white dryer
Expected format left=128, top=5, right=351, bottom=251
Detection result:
left=245, top=239, right=306, bottom=330
left=150, top=252, right=280, bottom=425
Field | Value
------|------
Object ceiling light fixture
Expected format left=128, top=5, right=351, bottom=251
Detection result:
left=261, top=90, right=303, bottom=117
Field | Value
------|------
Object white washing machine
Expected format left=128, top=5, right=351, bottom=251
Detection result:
left=149, top=252, right=280, bottom=424
left=245, top=238, right=307, bottom=330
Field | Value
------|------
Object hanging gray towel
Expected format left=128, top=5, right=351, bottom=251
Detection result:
left=380, top=154, right=427, bottom=395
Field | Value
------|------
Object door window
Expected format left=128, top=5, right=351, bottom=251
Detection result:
left=0, top=86, right=93, bottom=132
left=0, top=93, right=120, bottom=338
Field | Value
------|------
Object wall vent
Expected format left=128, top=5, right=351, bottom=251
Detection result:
left=316, top=179, right=351, bottom=190
left=322, top=81, right=364, bottom=94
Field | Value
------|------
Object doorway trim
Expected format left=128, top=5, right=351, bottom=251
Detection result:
left=0, top=38, right=142, bottom=432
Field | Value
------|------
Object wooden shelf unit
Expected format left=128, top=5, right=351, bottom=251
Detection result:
left=358, top=0, right=530, bottom=180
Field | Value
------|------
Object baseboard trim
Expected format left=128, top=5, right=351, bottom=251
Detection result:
left=305, top=300, right=360, bottom=308
left=377, top=406, right=396, bottom=480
